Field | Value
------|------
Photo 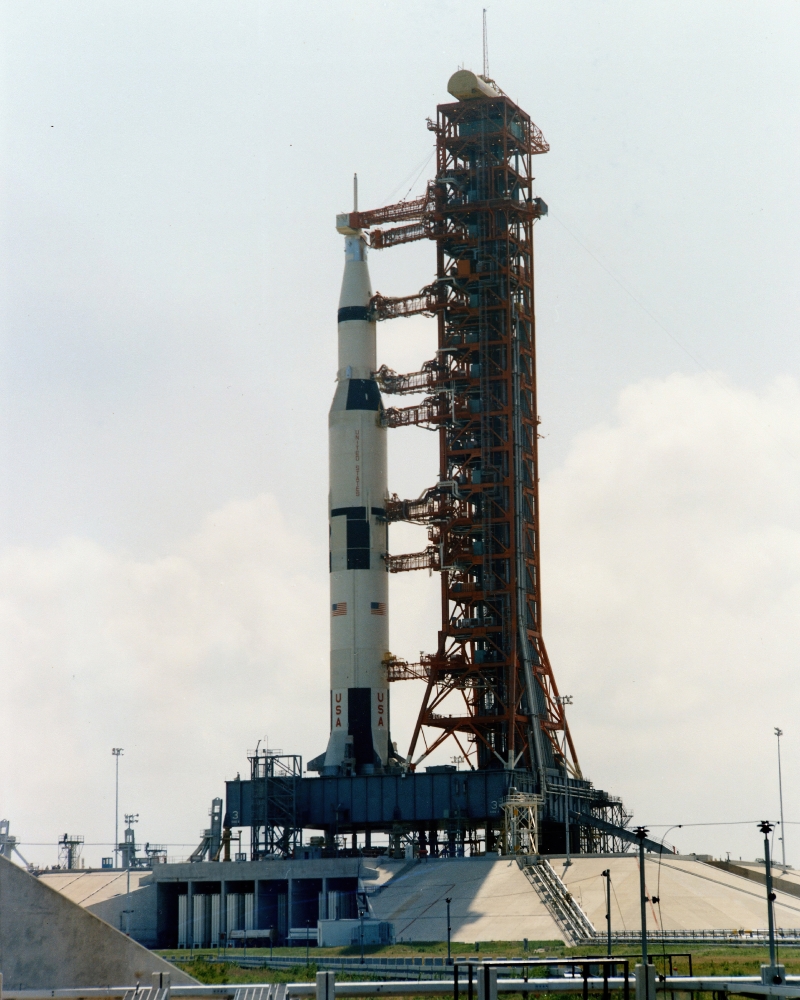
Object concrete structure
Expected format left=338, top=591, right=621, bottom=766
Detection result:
left=371, top=854, right=800, bottom=942
left=0, top=855, right=196, bottom=988
left=709, top=860, right=800, bottom=899
left=142, top=857, right=379, bottom=948
left=559, top=855, right=800, bottom=934
left=44, top=853, right=800, bottom=950
left=371, top=856, right=563, bottom=943
left=37, top=868, right=157, bottom=946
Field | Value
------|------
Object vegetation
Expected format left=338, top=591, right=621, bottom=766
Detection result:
left=159, top=941, right=800, bottom=986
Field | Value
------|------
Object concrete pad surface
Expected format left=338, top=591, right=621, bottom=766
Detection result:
left=370, top=857, right=562, bottom=943
left=37, top=870, right=152, bottom=906
left=558, top=855, right=800, bottom=932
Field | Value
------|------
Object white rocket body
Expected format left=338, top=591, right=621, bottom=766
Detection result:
left=320, top=228, right=390, bottom=775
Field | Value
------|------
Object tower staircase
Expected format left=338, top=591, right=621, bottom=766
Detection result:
left=519, top=856, right=596, bottom=945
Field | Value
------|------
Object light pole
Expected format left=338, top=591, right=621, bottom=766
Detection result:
left=123, top=813, right=138, bottom=937
left=759, top=820, right=781, bottom=982
left=112, top=748, right=123, bottom=868
left=634, top=828, right=649, bottom=978
left=358, top=890, right=367, bottom=964
left=775, top=728, right=787, bottom=872
left=445, top=897, right=452, bottom=965
left=601, top=869, right=611, bottom=956
left=556, top=696, right=573, bottom=866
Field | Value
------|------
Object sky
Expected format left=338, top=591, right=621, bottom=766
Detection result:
left=1, top=1, right=799, bottom=869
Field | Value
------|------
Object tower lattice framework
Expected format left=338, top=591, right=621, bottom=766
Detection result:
left=420, top=94, right=576, bottom=781
left=349, top=91, right=581, bottom=790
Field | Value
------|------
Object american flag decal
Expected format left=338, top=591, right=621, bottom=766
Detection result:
left=370, top=602, right=386, bottom=615
left=332, top=602, right=347, bottom=616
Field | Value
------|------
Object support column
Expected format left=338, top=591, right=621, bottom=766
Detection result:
left=187, top=882, right=194, bottom=950
left=221, top=880, right=227, bottom=949
left=477, top=966, right=497, bottom=1000
left=634, top=964, right=656, bottom=1000
left=316, top=972, right=336, bottom=1000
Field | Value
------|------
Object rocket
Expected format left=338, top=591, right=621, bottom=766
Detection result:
left=310, top=182, right=391, bottom=776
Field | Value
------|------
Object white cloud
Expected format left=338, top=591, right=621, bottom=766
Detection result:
left=4, top=374, right=800, bottom=866
left=543, top=373, right=800, bottom=859
left=1, top=495, right=329, bottom=866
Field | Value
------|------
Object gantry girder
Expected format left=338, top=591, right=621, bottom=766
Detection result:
left=371, top=287, right=439, bottom=321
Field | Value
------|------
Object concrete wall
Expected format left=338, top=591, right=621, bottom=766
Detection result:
left=147, top=858, right=393, bottom=948
left=88, top=881, right=158, bottom=947
left=41, top=854, right=800, bottom=950
left=0, top=856, right=196, bottom=989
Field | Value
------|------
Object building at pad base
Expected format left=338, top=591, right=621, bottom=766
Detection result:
left=228, top=70, right=632, bottom=860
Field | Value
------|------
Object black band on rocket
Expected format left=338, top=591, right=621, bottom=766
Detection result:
left=338, top=306, right=370, bottom=323
left=346, top=379, right=381, bottom=411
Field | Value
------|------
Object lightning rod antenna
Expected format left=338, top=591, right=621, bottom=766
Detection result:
left=482, top=9, right=489, bottom=79
left=353, top=173, right=358, bottom=213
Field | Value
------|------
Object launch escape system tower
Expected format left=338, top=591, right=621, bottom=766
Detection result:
left=226, top=71, right=633, bottom=858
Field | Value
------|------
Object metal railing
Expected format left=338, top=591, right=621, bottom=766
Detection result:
left=9, top=965, right=800, bottom=1000
left=577, top=928, right=800, bottom=946
left=520, top=858, right=596, bottom=944
left=451, top=958, right=629, bottom=1000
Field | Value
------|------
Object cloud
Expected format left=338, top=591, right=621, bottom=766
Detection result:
left=1, top=494, right=329, bottom=865
left=4, top=373, right=800, bottom=865
left=542, top=373, right=800, bottom=858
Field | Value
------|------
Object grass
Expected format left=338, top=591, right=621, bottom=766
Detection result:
left=593, top=943, right=800, bottom=978
left=159, top=940, right=563, bottom=962
left=159, top=940, right=800, bottom=985
left=163, top=959, right=315, bottom=984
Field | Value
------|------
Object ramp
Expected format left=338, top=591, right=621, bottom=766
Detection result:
left=369, top=856, right=564, bottom=943
left=0, top=855, right=196, bottom=988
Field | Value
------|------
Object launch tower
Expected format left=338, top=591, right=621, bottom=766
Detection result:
left=378, top=73, right=571, bottom=787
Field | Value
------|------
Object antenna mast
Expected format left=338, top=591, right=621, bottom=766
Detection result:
left=482, top=9, right=489, bottom=78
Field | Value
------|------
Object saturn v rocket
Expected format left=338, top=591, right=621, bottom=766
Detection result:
left=310, top=198, right=392, bottom=776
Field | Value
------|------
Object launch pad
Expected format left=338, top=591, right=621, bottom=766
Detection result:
left=228, top=754, right=639, bottom=859
left=226, top=70, right=632, bottom=860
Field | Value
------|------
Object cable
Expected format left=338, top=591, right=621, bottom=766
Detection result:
left=18, top=842, right=201, bottom=847
left=400, top=150, right=435, bottom=203
left=379, top=149, right=435, bottom=207
left=610, top=877, right=626, bottom=932
left=645, top=821, right=771, bottom=828
left=549, top=211, right=728, bottom=389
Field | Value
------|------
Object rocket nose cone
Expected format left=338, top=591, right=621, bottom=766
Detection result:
left=344, top=234, right=367, bottom=265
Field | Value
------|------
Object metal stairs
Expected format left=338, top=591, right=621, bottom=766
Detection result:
left=519, top=856, right=596, bottom=945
